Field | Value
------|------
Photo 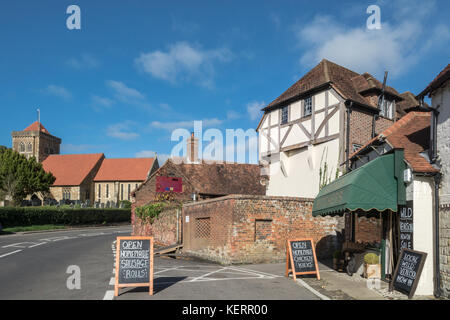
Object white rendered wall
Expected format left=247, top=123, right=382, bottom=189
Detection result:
left=433, top=82, right=450, bottom=204
left=266, top=138, right=340, bottom=198
left=412, top=176, right=435, bottom=296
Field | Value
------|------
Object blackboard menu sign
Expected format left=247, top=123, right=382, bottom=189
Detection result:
left=285, top=238, right=320, bottom=281
left=398, top=201, right=413, bottom=251
left=390, top=248, right=427, bottom=299
left=114, top=236, right=154, bottom=296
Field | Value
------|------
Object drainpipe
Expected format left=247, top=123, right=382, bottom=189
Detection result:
left=346, top=101, right=353, bottom=172
left=433, top=172, right=442, bottom=298
left=420, top=98, right=442, bottom=298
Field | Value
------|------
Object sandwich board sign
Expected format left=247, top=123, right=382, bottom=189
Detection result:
left=285, top=238, right=320, bottom=281
left=390, top=248, right=427, bottom=299
left=114, top=236, right=154, bottom=296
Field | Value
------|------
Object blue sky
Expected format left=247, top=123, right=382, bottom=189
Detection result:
left=1, top=0, right=449, bottom=164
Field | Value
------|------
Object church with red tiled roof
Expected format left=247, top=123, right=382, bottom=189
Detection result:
left=10, top=121, right=159, bottom=205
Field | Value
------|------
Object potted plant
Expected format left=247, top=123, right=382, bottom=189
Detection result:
left=363, top=253, right=381, bottom=279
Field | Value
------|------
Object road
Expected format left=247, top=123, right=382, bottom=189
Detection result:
left=0, top=226, right=131, bottom=300
left=0, top=226, right=320, bottom=300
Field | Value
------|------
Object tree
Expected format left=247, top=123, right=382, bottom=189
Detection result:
left=0, top=148, right=55, bottom=205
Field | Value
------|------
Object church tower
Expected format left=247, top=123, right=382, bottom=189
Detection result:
left=11, top=121, right=61, bottom=162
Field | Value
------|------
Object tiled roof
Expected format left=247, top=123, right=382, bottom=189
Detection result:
left=418, top=63, right=450, bottom=98
left=350, top=112, right=438, bottom=173
left=396, top=92, right=429, bottom=117
left=94, top=158, right=154, bottom=182
left=24, top=121, right=50, bottom=134
left=42, top=153, right=105, bottom=186
left=264, top=59, right=403, bottom=111
left=141, top=159, right=266, bottom=196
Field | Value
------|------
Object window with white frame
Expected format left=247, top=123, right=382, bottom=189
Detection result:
left=380, top=100, right=394, bottom=119
left=304, top=96, right=312, bottom=117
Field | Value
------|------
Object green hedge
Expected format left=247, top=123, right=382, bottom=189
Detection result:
left=0, top=207, right=131, bottom=227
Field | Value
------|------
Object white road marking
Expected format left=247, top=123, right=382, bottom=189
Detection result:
left=0, top=250, right=22, bottom=258
left=28, top=242, right=47, bottom=248
left=2, top=242, right=33, bottom=248
left=227, top=266, right=281, bottom=278
left=296, top=278, right=331, bottom=300
left=109, top=277, right=115, bottom=285
left=103, top=290, right=115, bottom=300
left=190, top=268, right=227, bottom=282
left=154, top=267, right=179, bottom=275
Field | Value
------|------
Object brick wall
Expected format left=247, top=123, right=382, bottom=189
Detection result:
left=355, top=215, right=382, bottom=243
left=440, top=205, right=450, bottom=297
left=349, top=108, right=394, bottom=148
left=132, top=204, right=182, bottom=247
left=133, top=161, right=194, bottom=207
left=182, top=195, right=345, bottom=264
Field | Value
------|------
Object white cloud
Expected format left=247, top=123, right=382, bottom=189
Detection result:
left=246, top=101, right=265, bottom=121
left=91, top=95, right=115, bottom=111
left=295, top=0, right=449, bottom=79
left=226, top=110, right=241, bottom=120
left=41, top=85, right=72, bottom=100
left=107, top=80, right=145, bottom=101
left=66, top=54, right=100, bottom=69
left=106, top=121, right=140, bottom=140
left=149, top=118, right=223, bottom=131
left=135, top=42, right=233, bottom=87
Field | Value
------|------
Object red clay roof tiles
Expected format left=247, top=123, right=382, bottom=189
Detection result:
left=94, top=158, right=154, bottom=182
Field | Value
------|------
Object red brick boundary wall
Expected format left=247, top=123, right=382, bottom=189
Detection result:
left=182, top=195, right=345, bottom=264
left=131, top=204, right=182, bottom=247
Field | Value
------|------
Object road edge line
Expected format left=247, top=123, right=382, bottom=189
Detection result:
left=296, top=278, right=331, bottom=300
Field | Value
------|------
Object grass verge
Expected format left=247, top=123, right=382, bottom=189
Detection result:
left=2, top=225, right=68, bottom=233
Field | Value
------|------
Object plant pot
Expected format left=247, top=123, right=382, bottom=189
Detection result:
left=364, top=263, right=381, bottom=279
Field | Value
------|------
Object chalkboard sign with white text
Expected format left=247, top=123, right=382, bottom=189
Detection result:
left=286, top=238, right=320, bottom=281
left=390, top=248, right=427, bottom=299
left=114, top=236, right=154, bottom=296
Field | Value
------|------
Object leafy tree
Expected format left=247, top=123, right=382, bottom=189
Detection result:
left=0, top=148, right=55, bottom=205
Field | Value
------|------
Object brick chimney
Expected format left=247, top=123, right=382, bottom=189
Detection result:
left=187, top=132, right=199, bottom=163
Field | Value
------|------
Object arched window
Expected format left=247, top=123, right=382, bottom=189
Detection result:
left=19, top=142, right=25, bottom=152
left=27, top=143, right=33, bottom=152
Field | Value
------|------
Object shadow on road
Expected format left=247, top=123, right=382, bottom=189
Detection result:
left=120, top=276, right=188, bottom=295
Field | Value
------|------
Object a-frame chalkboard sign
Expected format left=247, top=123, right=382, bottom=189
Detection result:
left=285, top=238, right=320, bottom=281
left=389, top=248, right=427, bottom=299
left=114, top=236, right=154, bottom=296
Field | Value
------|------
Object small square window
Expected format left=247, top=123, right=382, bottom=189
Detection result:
left=304, top=97, right=312, bottom=117
left=281, top=106, right=288, bottom=124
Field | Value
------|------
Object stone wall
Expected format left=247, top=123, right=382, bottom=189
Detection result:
left=132, top=204, right=182, bottom=247
left=182, top=195, right=345, bottom=264
left=440, top=205, right=450, bottom=297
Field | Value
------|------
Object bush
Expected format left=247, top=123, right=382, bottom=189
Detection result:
left=0, top=206, right=131, bottom=227
left=364, top=253, right=380, bottom=265
left=119, top=200, right=132, bottom=209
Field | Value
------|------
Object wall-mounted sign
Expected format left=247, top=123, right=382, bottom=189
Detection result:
left=398, top=201, right=413, bottom=252
left=285, top=238, right=320, bottom=281
left=390, top=248, right=427, bottom=299
left=156, top=176, right=182, bottom=193
left=114, top=236, right=154, bottom=296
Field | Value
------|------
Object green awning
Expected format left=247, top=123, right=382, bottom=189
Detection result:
left=312, top=150, right=405, bottom=217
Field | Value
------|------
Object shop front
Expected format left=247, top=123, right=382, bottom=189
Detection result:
left=313, top=150, right=406, bottom=282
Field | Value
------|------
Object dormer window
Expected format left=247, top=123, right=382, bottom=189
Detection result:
left=281, top=106, right=288, bottom=124
left=304, top=96, right=312, bottom=117
left=380, top=100, right=395, bottom=119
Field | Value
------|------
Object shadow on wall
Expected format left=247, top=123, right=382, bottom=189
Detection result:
left=316, top=231, right=344, bottom=265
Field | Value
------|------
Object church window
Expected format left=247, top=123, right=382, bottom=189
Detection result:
left=27, top=143, right=33, bottom=152
left=19, top=142, right=25, bottom=152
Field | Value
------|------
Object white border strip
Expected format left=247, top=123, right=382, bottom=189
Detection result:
left=0, top=250, right=22, bottom=258
left=296, top=279, right=331, bottom=300
left=103, top=290, right=115, bottom=300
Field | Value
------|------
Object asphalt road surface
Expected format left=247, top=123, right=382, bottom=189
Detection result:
left=0, top=226, right=320, bottom=300
left=0, top=226, right=131, bottom=300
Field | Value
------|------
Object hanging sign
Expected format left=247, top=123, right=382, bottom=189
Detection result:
left=285, top=238, right=320, bottom=281
left=390, top=248, right=427, bottom=299
left=398, top=201, right=413, bottom=251
left=114, top=236, right=154, bottom=296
